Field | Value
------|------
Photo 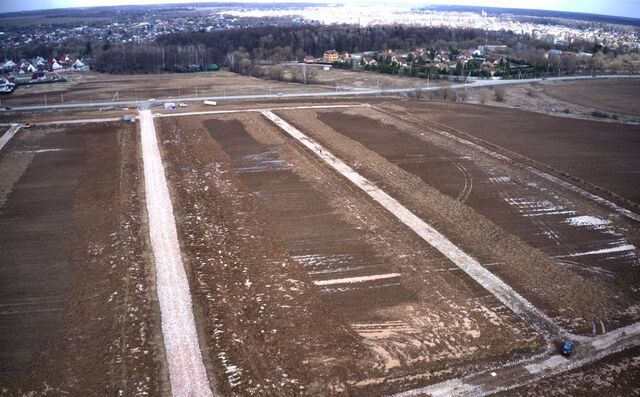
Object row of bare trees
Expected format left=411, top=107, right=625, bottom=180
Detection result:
left=91, top=43, right=221, bottom=73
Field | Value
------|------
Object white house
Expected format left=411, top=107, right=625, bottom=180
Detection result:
left=3, top=60, right=16, bottom=71
left=73, top=59, right=89, bottom=71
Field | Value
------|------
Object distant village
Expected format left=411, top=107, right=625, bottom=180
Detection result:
left=0, top=55, right=89, bottom=93
left=303, top=45, right=603, bottom=79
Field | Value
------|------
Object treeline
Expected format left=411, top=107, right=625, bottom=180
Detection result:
left=88, top=25, right=531, bottom=74
left=158, top=24, right=511, bottom=60
left=91, top=43, right=219, bottom=73
left=88, top=25, right=510, bottom=74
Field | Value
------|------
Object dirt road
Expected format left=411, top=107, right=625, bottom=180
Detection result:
left=138, top=109, right=213, bottom=397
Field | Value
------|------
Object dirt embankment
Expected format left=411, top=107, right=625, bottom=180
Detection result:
left=0, top=123, right=166, bottom=395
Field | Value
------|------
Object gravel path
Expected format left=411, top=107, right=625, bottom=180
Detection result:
left=0, top=124, right=21, bottom=152
left=139, top=109, right=213, bottom=397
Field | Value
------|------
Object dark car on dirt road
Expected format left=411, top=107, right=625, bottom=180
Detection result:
left=561, top=340, right=575, bottom=357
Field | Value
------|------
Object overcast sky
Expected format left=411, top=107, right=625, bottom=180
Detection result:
left=1, top=0, right=639, bottom=19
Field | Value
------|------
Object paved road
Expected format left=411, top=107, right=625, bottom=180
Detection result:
left=1, top=75, right=638, bottom=113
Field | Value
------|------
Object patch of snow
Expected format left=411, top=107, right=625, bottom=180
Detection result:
left=566, top=215, right=611, bottom=228
left=565, top=244, right=636, bottom=257
left=314, top=273, right=401, bottom=286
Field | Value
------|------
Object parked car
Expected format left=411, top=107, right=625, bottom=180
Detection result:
left=561, top=340, right=575, bottom=357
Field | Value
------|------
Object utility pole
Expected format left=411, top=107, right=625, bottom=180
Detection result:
left=44, top=94, right=47, bottom=108
left=60, top=93, right=64, bottom=103
left=195, top=86, right=198, bottom=97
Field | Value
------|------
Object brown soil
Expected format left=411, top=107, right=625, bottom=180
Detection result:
left=543, top=79, right=640, bottom=117
left=402, top=101, right=640, bottom=205
left=275, top=107, right=638, bottom=335
left=316, top=109, right=639, bottom=293
left=2, top=96, right=639, bottom=394
left=155, top=114, right=542, bottom=395
left=0, top=123, right=166, bottom=395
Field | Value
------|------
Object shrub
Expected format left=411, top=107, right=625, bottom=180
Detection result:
left=438, top=87, right=453, bottom=101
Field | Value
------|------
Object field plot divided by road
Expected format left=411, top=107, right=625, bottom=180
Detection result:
left=155, top=113, right=543, bottom=395
left=272, top=105, right=639, bottom=335
left=0, top=122, right=165, bottom=395
left=2, top=95, right=639, bottom=396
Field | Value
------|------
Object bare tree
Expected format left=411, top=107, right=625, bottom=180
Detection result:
left=268, top=65, right=284, bottom=81
left=239, top=58, right=253, bottom=76
left=290, top=64, right=318, bottom=84
left=300, top=64, right=317, bottom=85
left=438, top=87, right=452, bottom=101
left=226, top=52, right=238, bottom=72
